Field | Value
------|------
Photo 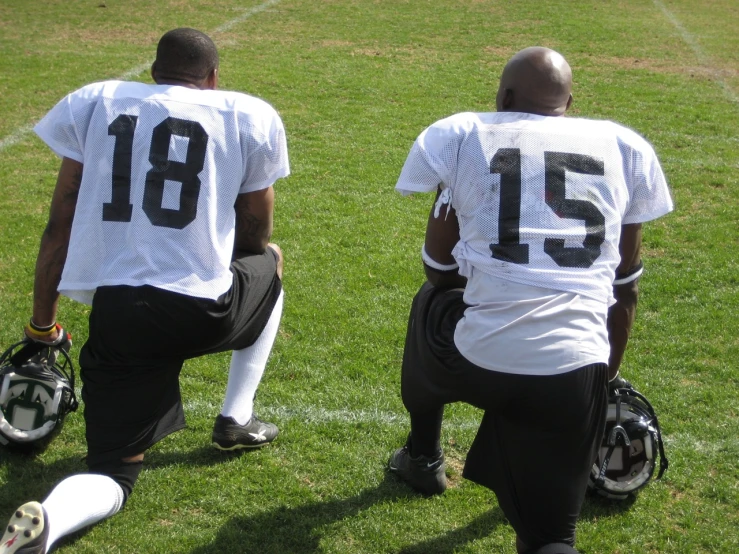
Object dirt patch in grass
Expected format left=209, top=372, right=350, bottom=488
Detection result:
left=597, top=55, right=739, bottom=79
left=445, top=455, right=466, bottom=489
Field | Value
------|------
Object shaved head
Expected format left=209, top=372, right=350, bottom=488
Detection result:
left=151, top=28, right=219, bottom=89
left=496, top=47, right=573, bottom=116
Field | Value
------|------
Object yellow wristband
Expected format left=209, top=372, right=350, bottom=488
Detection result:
left=26, top=324, right=56, bottom=337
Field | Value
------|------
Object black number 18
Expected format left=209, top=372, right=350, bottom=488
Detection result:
left=104, top=114, right=209, bottom=229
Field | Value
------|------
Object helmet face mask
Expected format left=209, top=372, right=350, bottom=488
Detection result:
left=589, top=386, right=668, bottom=500
left=0, top=340, right=79, bottom=452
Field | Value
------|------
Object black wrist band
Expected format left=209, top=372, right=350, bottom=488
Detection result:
left=29, top=318, right=56, bottom=333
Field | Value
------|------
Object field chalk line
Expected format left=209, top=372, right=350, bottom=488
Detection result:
left=0, top=0, right=282, bottom=154
left=652, top=0, right=738, bottom=104
left=184, top=399, right=724, bottom=453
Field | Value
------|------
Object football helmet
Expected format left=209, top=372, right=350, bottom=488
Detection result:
left=0, top=336, right=79, bottom=452
left=589, top=382, right=668, bottom=500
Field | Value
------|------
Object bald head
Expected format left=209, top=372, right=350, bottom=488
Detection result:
left=496, top=47, right=573, bottom=116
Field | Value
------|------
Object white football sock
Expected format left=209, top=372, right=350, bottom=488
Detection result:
left=221, top=289, right=284, bottom=425
left=42, top=473, right=124, bottom=552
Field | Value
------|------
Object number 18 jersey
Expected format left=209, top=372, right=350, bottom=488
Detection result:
left=396, top=111, right=673, bottom=306
left=34, top=80, right=290, bottom=304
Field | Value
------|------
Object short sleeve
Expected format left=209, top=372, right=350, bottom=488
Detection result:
left=238, top=107, right=290, bottom=194
left=395, top=114, right=471, bottom=196
left=619, top=131, right=674, bottom=224
left=34, top=84, right=101, bottom=162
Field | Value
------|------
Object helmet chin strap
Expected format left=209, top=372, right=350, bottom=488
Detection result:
left=592, top=386, right=669, bottom=497
left=596, top=394, right=630, bottom=486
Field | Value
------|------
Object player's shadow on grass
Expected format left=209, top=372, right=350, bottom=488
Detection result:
left=396, top=507, right=505, bottom=554
left=0, top=451, right=86, bottom=513
left=0, top=443, right=237, bottom=515
left=188, top=472, right=506, bottom=554
left=0, top=443, right=271, bottom=551
left=580, top=489, right=638, bottom=519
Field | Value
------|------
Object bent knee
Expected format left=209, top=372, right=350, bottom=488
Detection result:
left=87, top=458, right=144, bottom=504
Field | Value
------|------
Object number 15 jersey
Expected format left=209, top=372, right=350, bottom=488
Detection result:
left=34, top=80, right=290, bottom=304
left=396, top=111, right=673, bottom=306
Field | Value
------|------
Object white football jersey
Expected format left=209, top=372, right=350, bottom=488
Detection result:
left=396, top=111, right=673, bottom=375
left=34, top=81, right=290, bottom=304
left=396, top=111, right=673, bottom=305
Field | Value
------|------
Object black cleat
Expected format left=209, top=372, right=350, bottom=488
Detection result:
left=0, top=502, right=48, bottom=554
left=211, top=414, right=278, bottom=451
left=389, top=444, right=447, bottom=496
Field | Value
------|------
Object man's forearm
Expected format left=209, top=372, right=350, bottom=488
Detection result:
left=31, top=226, right=69, bottom=327
left=233, top=188, right=274, bottom=256
left=233, top=208, right=271, bottom=255
left=30, top=157, right=82, bottom=329
left=607, top=280, right=638, bottom=380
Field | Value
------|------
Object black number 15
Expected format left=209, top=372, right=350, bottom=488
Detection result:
left=490, top=149, right=606, bottom=269
left=104, top=114, right=209, bottom=229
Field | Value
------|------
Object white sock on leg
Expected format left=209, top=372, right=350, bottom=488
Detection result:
left=221, top=289, right=284, bottom=425
left=42, top=473, right=124, bottom=552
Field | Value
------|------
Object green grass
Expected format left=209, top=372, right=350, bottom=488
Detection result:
left=1, top=0, right=737, bottom=552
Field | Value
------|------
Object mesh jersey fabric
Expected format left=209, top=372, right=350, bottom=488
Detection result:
left=455, top=272, right=610, bottom=375
left=395, top=111, right=673, bottom=375
left=34, top=80, right=290, bottom=304
left=395, top=111, right=673, bottom=305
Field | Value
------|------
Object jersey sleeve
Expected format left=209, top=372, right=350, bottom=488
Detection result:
left=619, top=130, right=674, bottom=224
left=33, top=84, right=102, bottom=162
left=395, top=115, right=470, bottom=196
left=238, top=107, right=290, bottom=194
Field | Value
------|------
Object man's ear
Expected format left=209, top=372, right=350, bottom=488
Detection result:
left=502, top=88, right=515, bottom=110
left=565, top=93, right=573, bottom=112
left=205, top=68, right=218, bottom=90
left=150, top=62, right=158, bottom=83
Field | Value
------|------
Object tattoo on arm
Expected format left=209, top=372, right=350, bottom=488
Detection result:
left=234, top=193, right=272, bottom=254
left=68, top=167, right=82, bottom=198
left=33, top=158, right=83, bottom=323
left=233, top=187, right=274, bottom=254
left=236, top=198, right=269, bottom=239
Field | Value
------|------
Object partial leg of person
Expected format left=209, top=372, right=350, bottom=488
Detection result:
left=213, top=287, right=284, bottom=450
left=211, top=245, right=285, bottom=451
left=3, top=284, right=195, bottom=553
left=389, top=283, right=468, bottom=495
left=517, top=539, right=579, bottom=554
left=463, top=363, right=608, bottom=553
left=407, top=408, right=444, bottom=457
left=388, top=406, right=446, bottom=496
left=0, top=456, right=141, bottom=554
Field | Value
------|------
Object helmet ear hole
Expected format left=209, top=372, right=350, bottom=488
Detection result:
left=589, top=386, right=668, bottom=500
left=0, top=340, right=79, bottom=452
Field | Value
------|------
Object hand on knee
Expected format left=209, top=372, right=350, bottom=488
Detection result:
left=268, top=243, right=283, bottom=278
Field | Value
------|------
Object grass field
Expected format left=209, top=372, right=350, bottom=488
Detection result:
left=0, top=0, right=737, bottom=552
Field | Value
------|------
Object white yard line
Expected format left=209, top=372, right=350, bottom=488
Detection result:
left=0, top=0, right=282, bottom=154
left=214, top=0, right=283, bottom=33
left=186, top=400, right=739, bottom=456
left=652, top=0, right=738, bottom=104
left=0, top=123, right=35, bottom=153
left=183, top=399, right=730, bottom=452
left=183, top=399, right=483, bottom=429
